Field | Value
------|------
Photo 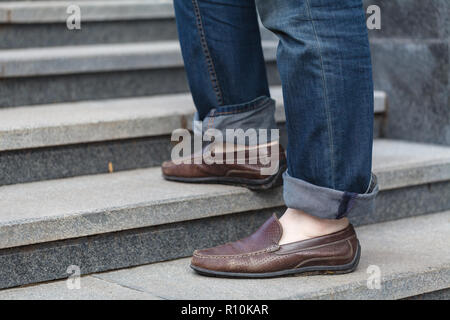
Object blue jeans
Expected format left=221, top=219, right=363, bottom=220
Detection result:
left=174, top=0, right=378, bottom=219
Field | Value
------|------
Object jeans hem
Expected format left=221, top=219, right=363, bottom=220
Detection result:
left=193, top=96, right=277, bottom=145
left=283, top=171, right=379, bottom=220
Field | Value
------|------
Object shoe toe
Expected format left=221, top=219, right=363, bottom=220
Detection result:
left=191, top=249, right=226, bottom=272
left=161, top=160, right=177, bottom=176
left=190, top=242, right=243, bottom=272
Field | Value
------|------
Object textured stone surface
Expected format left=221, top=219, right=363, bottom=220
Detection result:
left=373, top=114, right=383, bottom=138
left=0, top=208, right=282, bottom=289
left=371, top=40, right=449, bottom=145
left=0, top=87, right=277, bottom=151
left=373, top=91, right=387, bottom=114
left=91, top=211, right=450, bottom=300
left=1, top=179, right=450, bottom=290
left=364, top=0, right=448, bottom=40
left=0, top=41, right=277, bottom=78
left=0, top=87, right=386, bottom=151
left=0, top=68, right=184, bottom=108
left=0, top=1, right=278, bottom=49
left=364, top=0, right=449, bottom=147
left=0, top=63, right=280, bottom=108
left=0, top=0, right=174, bottom=23
left=0, top=168, right=284, bottom=250
left=372, top=140, right=450, bottom=190
left=1, top=139, right=450, bottom=250
left=0, top=275, right=159, bottom=300
left=406, top=288, right=450, bottom=300
left=0, top=41, right=278, bottom=108
left=2, top=211, right=446, bottom=299
left=0, top=117, right=382, bottom=186
left=0, top=20, right=178, bottom=49
left=0, top=135, right=173, bottom=185
left=0, top=87, right=384, bottom=185
left=0, top=0, right=177, bottom=48
left=356, top=180, right=450, bottom=226
left=0, top=0, right=447, bottom=149
left=0, top=42, right=183, bottom=77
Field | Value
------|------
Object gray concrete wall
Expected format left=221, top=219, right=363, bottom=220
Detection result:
left=364, top=0, right=449, bottom=145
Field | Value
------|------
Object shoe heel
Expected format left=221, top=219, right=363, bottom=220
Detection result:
left=331, top=241, right=361, bottom=275
left=246, top=162, right=287, bottom=191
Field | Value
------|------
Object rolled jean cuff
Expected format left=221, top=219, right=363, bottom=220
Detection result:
left=193, top=96, right=277, bottom=146
left=283, top=171, right=379, bottom=219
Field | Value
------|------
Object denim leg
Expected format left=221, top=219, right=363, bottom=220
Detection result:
left=174, top=0, right=272, bottom=121
left=256, top=0, right=378, bottom=218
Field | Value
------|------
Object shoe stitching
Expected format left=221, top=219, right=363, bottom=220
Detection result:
left=193, top=245, right=280, bottom=259
left=191, top=0, right=224, bottom=106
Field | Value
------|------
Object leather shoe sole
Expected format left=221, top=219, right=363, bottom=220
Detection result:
left=163, top=161, right=287, bottom=191
left=190, top=242, right=361, bottom=278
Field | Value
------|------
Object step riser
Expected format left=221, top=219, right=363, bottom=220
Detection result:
left=0, top=21, right=276, bottom=50
left=0, top=63, right=280, bottom=108
left=0, top=22, right=277, bottom=49
left=405, top=288, right=450, bottom=300
left=0, top=2, right=276, bottom=49
left=1, top=180, right=449, bottom=289
left=0, top=136, right=172, bottom=186
left=0, top=120, right=383, bottom=186
left=1, top=211, right=449, bottom=300
left=0, top=20, right=178, bottom=49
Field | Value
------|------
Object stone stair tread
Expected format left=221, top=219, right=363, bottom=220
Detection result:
left=1, top=211, right=448, bottom=300
left=0, top=0, right=174, bottom=23
left=0, top=41, right=277, bottom=78
left=0, top=88, right=386, bottom=151
left=1, top=139, right=450, bottom=250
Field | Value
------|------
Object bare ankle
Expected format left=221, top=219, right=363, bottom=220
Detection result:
left=278, top=208, right=349, bottom=245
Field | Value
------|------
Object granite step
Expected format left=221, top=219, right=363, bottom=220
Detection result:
left=0, top=41, right=277, bottom=79
left=0, top=211, right=448, bottom=300
left=1, top=139, right=450, bottom=288
left=0, top=0, right=276, bottom=49
left=0, top=1, right=173, bottom=24
left=0, top=0, right=177, bottom=48
left=0, top=88, right=387, bottom=185
left=0, top=41, right=279, bottom=108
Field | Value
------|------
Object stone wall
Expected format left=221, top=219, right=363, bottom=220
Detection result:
left=364, top=0, right=449, bottom=145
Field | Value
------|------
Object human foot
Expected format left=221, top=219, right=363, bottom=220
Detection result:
left=190, top=214, right=360, bottom=278
left=278, top=208, right=349, bottom=245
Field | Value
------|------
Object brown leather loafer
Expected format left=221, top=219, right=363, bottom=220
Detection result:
left=191, top=214, right=361, bottom=278
left=162, top=143, right=287, bottom=190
